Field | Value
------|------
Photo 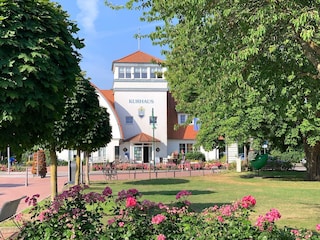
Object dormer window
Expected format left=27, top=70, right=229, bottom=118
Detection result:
left=119, top=67, right=131, bottom=79
left=151, top=67, right=163, bottom=78
left=134, top=67, right=147, bottom=78
left=178, top=114, right=187, bottom=124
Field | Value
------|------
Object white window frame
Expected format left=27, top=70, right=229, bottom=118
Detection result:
left=150, top=67, right=163, bottom=78
left=119, top=67, right=132, bottom=79
left=134, top=67, right=148, bottom=79
left=178, top=114, right=187, bottom=124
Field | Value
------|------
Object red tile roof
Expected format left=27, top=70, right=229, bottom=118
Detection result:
left=167, top=92, right=197, bottom=140
left=125, top=132, right=160, bottom=143
left=112, top=51, right=162, bottom=69
left=98, top=89, right=124, bottom=140
left=100, top=90, right=115, bottom=108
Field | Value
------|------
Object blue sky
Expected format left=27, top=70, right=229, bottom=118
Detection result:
left=54, top=0, right=164, bottom=90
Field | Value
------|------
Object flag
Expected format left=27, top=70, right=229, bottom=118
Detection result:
left=193, top=118, right=200, bottom=131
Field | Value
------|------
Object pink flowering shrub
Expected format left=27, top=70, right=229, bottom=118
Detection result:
left=17, top=186, right=320, bottom=240
left=18, top=185, right=113, bottom=240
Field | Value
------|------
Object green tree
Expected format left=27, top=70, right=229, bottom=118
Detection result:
left=82, top=107, right=112, bottom=185
left=52, top=74, right=111, bottom=189
left=117, top=0, right=320, bottom=180
left=0, top=0, right=83, bottom=149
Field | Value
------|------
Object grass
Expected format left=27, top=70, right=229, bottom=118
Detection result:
left=88, top=170, right=320, bottom=230
left=1, top=169, right=319, bottom=232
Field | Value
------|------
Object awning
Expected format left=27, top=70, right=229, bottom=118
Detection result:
left=125, top=132, right=160, bottom=143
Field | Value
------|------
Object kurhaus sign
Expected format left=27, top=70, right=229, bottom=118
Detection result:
left=129, top=99, right=154, bottom=104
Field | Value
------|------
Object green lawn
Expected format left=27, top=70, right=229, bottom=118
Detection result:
left=88, top=170, right=320, bottom=230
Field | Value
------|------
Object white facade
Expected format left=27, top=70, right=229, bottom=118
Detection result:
left=58, top=51, right=221, bottom=163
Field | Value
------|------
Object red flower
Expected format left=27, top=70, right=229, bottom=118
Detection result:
left=126, top=197, right=137, bottom=208
left=241, top=195, right=256, bottom=208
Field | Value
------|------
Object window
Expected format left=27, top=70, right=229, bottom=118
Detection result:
left=178, top=114, right=187, bottom=124
left=134, top=67, right=147, bottom=78
left=179, top=144, right=186, bottom=153
left=119, top=67, right=131, bottom=79
left=134, top=68, right=140, bottom=78
left=134, top=146, right=142, bottom=162
left=114, top=146, right=120, bottom=161
left=125, top=116, right=133, bottom=124
left=179, top=143, right=194, bottom=153
left=187, top=144, right=193, bottom=152
left=149, top=116, right=157, bottom=124
left=150, top=67, right=163, bottom=78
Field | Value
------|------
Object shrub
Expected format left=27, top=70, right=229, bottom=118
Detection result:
left=17, top=186, right=320, bottom=240
left=270, top=149, right=304, bottom=163
left=185, top=151, right=206, bottom=161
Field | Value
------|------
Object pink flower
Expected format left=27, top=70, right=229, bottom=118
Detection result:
left=38, top=210, right=49, bottom=222
left=157, top=234, right=166, bottom=240
left=126, top=196, right=137, bottom=207
left=15, top=213, right=23, bottom=222
left=291, top=229, right=300, bottom=236
left=219, top=204, right=233, bottom=217
left=127, top=188, right=140, bottom=197
left=255, top=209, right=281, bottom=231
left=241, top=195, right=256, bottom=209
left=316, top=224, right=320, bottom=231
left=118, top=221, right=125, bottom=227
left=103, top=186, right=113, bottom=197
left=151, top=214, right=167, bottom=224
left=265, top=208, right=281, bottom=222
left=108, top=218, right=115, bottom=225
left=25, top=194, right=40, bottom=206
left=217, top=215, right=224, bottom=222
left=176, top=190, right=192, bottom=199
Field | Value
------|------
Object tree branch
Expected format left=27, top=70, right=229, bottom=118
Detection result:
left=297, top=36, right=320, bottom=77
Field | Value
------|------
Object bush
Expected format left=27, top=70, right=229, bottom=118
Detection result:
left=17, top=186, right=320, bottom=240
left=270, top=149, right=304, bottom=163
left=262, top=157, right=294, bottom=171
left=185, top=151, right=206, bottom=161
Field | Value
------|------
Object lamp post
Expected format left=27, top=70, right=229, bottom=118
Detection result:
left=152, top=108, right=156, bottom=171
left=7, top=145, right=10, bottom=174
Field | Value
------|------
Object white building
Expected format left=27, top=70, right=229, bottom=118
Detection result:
left=58, top=51, right=222, bottom=163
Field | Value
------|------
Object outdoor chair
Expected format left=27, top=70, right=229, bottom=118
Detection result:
left=0, top=196, right=26, bottom=239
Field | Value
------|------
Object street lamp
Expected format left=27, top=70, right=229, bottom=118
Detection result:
left=152, top=108, right=156, bottom=170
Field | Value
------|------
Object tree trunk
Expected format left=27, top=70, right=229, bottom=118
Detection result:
left=304, top=139, right=320, bottom=180
left=75, top=149, right=81, bottom=185
left=84, top=151, right=90, bottom=185
left=50, top=148, right=58, bottom=201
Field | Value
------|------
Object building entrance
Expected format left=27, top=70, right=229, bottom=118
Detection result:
left=143, top=146, right=148, bottom=163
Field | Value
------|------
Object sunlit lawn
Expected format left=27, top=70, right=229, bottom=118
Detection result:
left=88, top=170, right=320, bottom=230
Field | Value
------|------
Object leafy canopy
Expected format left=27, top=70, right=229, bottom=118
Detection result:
left=120, top=0, right=320, bottom=152
left=54, top=74, right=112, bottom=152
left=0, top=0, right=83, bottom=148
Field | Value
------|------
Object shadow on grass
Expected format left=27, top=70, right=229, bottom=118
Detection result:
left=140, top=189, right=216, bottom=197
left=240, top=170, right=308, bottom=181
left=124, top=178, right=189, bottom=185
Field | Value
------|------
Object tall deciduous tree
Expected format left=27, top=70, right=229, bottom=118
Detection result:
left=118, top=0, right=320, bottom=180
left=82, top=107, right=112, bottom=185
left=53, top=74, right=111, bottom=188
left=0, top=0, right=83, bottom=199
left=0, top=0, right=83, bottom=148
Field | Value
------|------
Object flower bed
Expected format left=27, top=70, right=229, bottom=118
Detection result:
left=17, top=185, right=320, bottom=239
left=91, top=161, right=228, bottom=172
